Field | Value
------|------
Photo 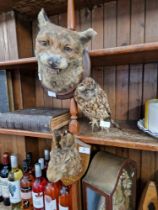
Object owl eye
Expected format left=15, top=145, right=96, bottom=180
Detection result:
left=64, top=46, right=73, bottom=52
left=39, top=40, right=49, bottom=47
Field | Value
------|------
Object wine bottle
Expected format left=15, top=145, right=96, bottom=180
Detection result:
left=8, top=154, right=23, bottom=210
left=20, top=159, right=34, bottom=210
left=44, top=150, right=50, bottom=169
left=0, top=152, right=11, bottom=206
left=26, top=152, right=34, bottom=181
left=32, top=163, right=47, bottom=210
left=59, top=186, right=71, bottom=210
left=38, top=158, right=46, bottom=178
left=44, top=182, right=61, bottom=210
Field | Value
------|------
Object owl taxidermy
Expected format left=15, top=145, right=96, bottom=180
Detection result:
left=74, top=77, right=118, bottom=131
left=35, top=9, right=96, bottom=95
left=47, top=130, right=82, bottom=183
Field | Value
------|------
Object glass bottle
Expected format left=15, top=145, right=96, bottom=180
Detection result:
left=20, top=159, right=34, bottom=210
left=44, top=181, right=61, bottom=210
left=44, top=149, right=50, bottom=169
left=38, top=158, right=46, bottom=178
left=59, top=186, right=71, bottom=210
left=26, top=152, right=34, bottom=175
left=32, top=163, right=47, bottom=210
left=0, top=152, right=11, bottom=206
left=8, top=154, right=23, bottom=210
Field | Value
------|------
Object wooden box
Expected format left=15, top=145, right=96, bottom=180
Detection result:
left=82, top=151, right=136, bottom=210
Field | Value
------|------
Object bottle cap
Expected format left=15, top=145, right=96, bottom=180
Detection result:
left=44, top=149, right=50, bottom=161
left=2, top=152, right=10, bottom=165
left=60, top=186, right=68, bottom=195
left=38, top=158, right=44, bottom=170
left=10, top=154, right=18, bottom=168
left=35, top=163, right=42, bottom=178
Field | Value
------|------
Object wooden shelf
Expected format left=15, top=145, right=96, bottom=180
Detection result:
left=1, top=42, right=158, bottom=69
left=75, top=120, right=158, bottom=152
left=0, top=128, right=52, bottom=139
left=90, top=42, right=158, bottom=66
left=0, top=120, right=158, bottom=151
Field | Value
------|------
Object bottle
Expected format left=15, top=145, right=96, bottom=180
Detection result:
left=0, top=152, right=11, bottom=206
left=8, top=154, right=23, bottom=210
left=26, top=152, right=33, bottom=174
left=59, top=186, right=71, bottom=210
left=32, top=163, right=47, bottom=210
left=44, top=150, right=50, bottom=169
left=38, top=158, right=46, bottom=178
left=44, top=182, right=61, bottom=210
left=26, top=152, right=34, bottom=181
left=20, top=160, right=34, bottom=210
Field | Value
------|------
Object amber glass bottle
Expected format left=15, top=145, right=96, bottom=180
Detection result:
left=58, top=186, right=71, bottom=210
left=20, top=159, right=34, bottom=210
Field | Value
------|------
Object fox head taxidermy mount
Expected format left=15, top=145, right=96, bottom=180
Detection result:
left=35, top=9, right=97, bottom=95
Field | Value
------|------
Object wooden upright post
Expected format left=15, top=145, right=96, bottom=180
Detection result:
left=67, top=1, right=81, bottom=210
left=67, top=0, right=80, bottom=135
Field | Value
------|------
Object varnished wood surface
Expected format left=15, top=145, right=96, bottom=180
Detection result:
left=1, top=120, right=158, bottom=152
left=2, top=42, right=158, bottom=69
left=0, top=0, right=116, bottom=18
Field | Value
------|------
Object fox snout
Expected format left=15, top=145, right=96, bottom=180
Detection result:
left=39, top=53, right=68, bottom=71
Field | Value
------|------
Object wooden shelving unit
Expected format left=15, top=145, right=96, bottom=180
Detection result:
left=1, top=41, right=158, bottom=69
left=0, top=120, right=158, bottom=152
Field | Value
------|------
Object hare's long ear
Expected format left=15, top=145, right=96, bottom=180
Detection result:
left=79, top=28, right=97, bottom=45
left=38, top=8, right=50, bottom=28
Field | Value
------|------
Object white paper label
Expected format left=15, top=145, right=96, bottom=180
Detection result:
left=45, top=195, right=57, bottom=210
left=21, top=191, right=32, bottom=200
left=79, top=147, right=90, bottom=154
left=100, top=120, right=111, bottom=128
left=59, top=204, right=69, bottom=210
left=1, top=178, right=9, bottom=198
left=32, top=192, right=44, bottom=208
left=48, top=91, right=56, bottom=97
left=9, top=180, right=21, bottom=203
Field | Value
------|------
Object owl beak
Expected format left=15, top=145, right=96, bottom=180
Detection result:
left=78, top=86, right=85, bottom=91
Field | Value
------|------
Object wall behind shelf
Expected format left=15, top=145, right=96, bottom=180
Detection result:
left=32, top=0, right=158, bottom=206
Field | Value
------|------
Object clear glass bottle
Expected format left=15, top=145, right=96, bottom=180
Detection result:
left=32, top=163, right=47, bottom=210
left=38, top=158, right=46, bottom=178
left=44, top=150, right=50, bottom=170
left=0, top=152, right=11, bottom=206
left=20, top=159, right=34, bottom=210
left=8, top=154, right=23, bottom=210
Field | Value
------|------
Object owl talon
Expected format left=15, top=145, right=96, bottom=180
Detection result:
left=89, top=119, right=99, bottom=132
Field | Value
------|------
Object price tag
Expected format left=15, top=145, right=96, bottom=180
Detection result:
left=79, top=147, right=90, bottom=154
left=100, top=120, right=111, bottom=128
left=48, top=91, right=56, bottom=97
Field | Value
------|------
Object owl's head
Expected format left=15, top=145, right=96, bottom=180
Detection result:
left=75, top=77, right=98, bottom=100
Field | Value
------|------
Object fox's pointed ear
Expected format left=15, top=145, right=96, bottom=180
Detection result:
left=79, top=28, right=97, bottom=45
left=38, top=8, right=50, bottom=28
